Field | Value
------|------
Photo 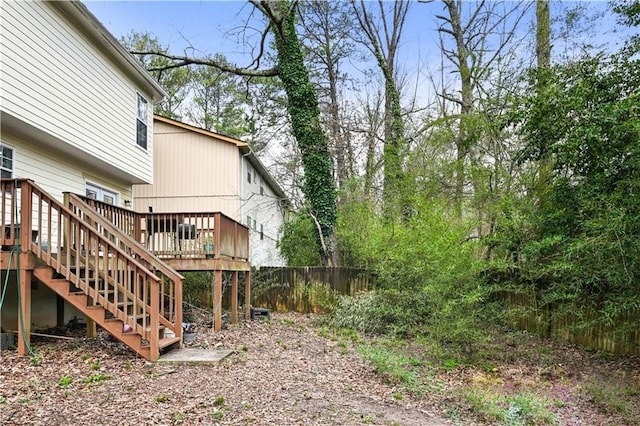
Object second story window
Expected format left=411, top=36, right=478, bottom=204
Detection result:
left=136, top=93, right=148, bottom=150
left=1, top=144, right=14, bottom=178
left=247, top=169, right=252, bottom=184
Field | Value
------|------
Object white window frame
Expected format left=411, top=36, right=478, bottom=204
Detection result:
left=86, top=182, right=119, bottom=206
left=1, top=143, right=15, bottom=178
left=136, top=93, right=148, bottom=150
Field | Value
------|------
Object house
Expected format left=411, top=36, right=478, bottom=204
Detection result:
left=133, top=115, right=290, bottom=267
left=0, top=1, right=250, bottom=361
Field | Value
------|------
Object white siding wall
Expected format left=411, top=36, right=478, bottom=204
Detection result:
left=1, top=132, right=133, bottom=331
left=0, top=1, right=154, bottom=183
left=240, top=156, right=286, bottom=266
left=2, top=133, right=132, bottom=205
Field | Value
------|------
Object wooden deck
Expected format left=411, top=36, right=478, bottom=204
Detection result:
left=74, top=196, right=253, bottom=330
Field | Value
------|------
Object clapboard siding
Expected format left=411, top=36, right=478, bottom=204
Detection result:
left=2, top=132, right=132, bottom=205
left=241, top=156, right=286, bottom=266
left=133, top=120, right=240, bottom=215
left=0, top=1, right=153, bottom=183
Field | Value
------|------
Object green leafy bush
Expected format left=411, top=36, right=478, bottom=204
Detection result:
left=331, top=196, right=490, bottom=352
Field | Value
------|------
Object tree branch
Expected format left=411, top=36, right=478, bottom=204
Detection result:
left=130, top=50, right=279, bottom=77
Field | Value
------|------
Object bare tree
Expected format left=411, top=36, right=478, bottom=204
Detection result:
left=351, top=0, right=411, bottom=216
left=131, top=0, right=337, bottom=265
left=435, top=0, right=530, bottom=214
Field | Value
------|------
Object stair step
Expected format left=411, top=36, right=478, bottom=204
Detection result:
left=33, top=254, right=178, bottom=362
left=144, top=336, right=181, bottom=349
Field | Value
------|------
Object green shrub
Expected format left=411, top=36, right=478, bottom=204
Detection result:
left=326, top=289, right=431, bottom=336
left=333, top=196, right=491, bottom=352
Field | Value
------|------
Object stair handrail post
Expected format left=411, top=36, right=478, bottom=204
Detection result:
left=150, top=278, right=160, bottom=361
left=19, top=180, right=33, bottom=252
left=175, top=276, right=183, bottom=341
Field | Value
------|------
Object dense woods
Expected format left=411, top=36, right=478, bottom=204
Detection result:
left=129, top=0, right=639, bottom=354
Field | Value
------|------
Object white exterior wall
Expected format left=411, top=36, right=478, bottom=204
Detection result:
left=0, top=1, right=154, bottom=184
left=0, top=1, right=161, bottom=331
left=239, top=155, right=286, bottom=266
left=0, top=131, right=131, bottom=332
left=1, top=132, right=132, bottom=204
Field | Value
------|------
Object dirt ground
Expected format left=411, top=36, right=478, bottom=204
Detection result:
left=1, top=312, right=638, bottom=425
left=0, top=313, right=451, bottom=425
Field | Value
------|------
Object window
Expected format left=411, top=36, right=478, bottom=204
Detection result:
left=136, top=93, right=148, bottom=149
left=247, top=169, right=252, bottom=184
left=247, top=215, right=251, bottom=228
left=86, top=183, right=118, bottom=205
left=1, top=144, right=14, bottom=178
left=260, top=224, right=264, bottom=240
left=260, top=183, right=264, bottom=196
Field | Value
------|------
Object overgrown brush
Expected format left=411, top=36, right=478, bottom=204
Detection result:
left=327, top=196, right=493, bottom=355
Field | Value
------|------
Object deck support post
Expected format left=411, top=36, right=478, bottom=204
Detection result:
left=244, top=270, right=251, bottom=321
left=86, top=318, right=97, bottom=337
left=231, top=271, right=238, bottom=324
left=213, top=269, right=222, bottom=331
left=17, top=268, right=32, bottom=356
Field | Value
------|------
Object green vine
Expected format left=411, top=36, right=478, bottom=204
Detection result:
left=272, top=1, right=337, bottom=264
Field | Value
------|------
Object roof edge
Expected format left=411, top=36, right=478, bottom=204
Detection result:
left=153, top=115, right=249, bottom=148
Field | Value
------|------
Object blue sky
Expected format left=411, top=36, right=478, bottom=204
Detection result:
left=83, top=0, right=628, bottom=105
left=84, top=1, right=444, bottom=68
left=85, top=1, right=260, bottom=59
left=84, top=1, right=627, bottom=72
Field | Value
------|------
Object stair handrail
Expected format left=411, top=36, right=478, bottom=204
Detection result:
left=67, top=193, right=183, bottom=332
left=19, top=180, right=163, bottom=347
left=20, top=181, right=161, bottom=281
left=67, top=194, right=184, bottom=284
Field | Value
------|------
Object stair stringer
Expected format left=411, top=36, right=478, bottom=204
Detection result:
left=33, top=265, right=180, bottom=360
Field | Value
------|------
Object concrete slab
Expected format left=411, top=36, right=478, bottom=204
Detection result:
left=157, top=348, right=234, bottom=365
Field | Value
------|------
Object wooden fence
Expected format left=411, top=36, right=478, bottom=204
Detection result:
left=251, top=267, right=375, bottom=313
left=503, top=290, right=640, bottom=356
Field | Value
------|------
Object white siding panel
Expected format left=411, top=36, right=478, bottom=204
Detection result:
left=2, top=133, right=132, bottom=204
left=0, top=1, right=153, bottom=183
left=3, top=132, right=133, bottom=262
left=240, top=156, right=286, bottom=266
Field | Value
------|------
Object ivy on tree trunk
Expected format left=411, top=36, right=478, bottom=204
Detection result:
left=272, top=2, right=337, bottom=265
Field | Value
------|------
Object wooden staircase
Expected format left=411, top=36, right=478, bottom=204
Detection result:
left=1, top=179, right=184, bottom=361
left=33, top=265, right=180, bottom=360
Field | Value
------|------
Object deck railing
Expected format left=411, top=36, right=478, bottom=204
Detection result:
left=76, top=196, right=249, bottom=261
left=67, top=194, right=183, bottom=335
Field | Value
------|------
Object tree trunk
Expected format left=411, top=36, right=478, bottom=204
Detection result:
left=272, top=2, right=337, bottom=265
left=444, top=0, right=473, bottom=216
left=352, top=0, right=410, bottom=218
